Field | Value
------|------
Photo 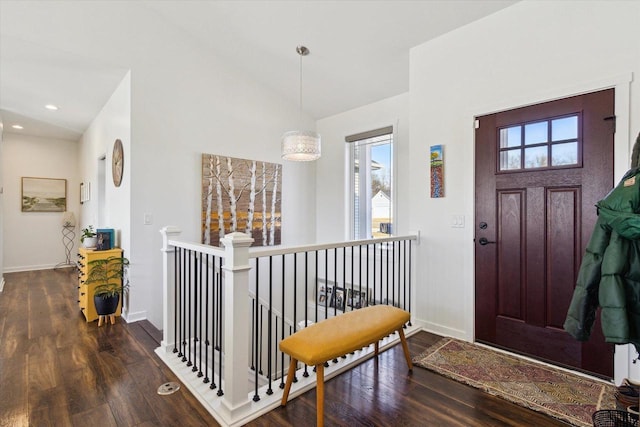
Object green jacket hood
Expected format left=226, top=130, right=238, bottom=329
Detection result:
left=597, top=167, right=640, bottom=240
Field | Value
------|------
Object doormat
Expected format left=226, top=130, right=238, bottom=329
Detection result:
left=413, top=338, right=617, bottom=426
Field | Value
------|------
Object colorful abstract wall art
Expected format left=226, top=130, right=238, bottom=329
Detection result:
left=430, top=145, right=444, bottom=198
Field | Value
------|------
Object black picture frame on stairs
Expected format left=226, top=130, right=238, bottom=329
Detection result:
left=331, top=287, right=346, bottom=311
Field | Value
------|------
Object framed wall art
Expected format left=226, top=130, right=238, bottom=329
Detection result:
left=201, top=154, right=282, bottom=247
left=21, top=177, right=67, bottom=212
left=430, top=145, right=444, bottom=198
left=80, top=182, right=91, bottom=204
left=317, top=284, right=333, bottom=306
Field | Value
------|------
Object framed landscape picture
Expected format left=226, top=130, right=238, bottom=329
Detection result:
left=201, top=154, right=282, bottom=247
left=21, top=177, right=67, bottom=212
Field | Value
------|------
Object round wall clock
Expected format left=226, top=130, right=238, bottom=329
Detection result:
left=112, top=139, right=124, bottom=187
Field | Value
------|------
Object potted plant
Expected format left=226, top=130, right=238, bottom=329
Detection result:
left=84, top=256, right=130, bottom=325
left=81, top=225, right=97, bottom=248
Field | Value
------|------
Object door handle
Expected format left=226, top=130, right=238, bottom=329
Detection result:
left=478, top=237, right=496, bottom=246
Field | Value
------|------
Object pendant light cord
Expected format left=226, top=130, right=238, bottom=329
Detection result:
left=298, top=48, right=303, bottom=127
left=295, top=45, right=310, bottom=128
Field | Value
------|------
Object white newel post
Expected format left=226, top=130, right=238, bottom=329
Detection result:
left=220, top=232, right=254, bottom=414
left=160, top=226, right=182, bottom=354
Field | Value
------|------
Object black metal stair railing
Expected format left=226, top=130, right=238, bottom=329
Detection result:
left=172, top=247, right=225, bottom=395
left=164, top=234, right=416, bottom=405
left=247, top=236, right=415, bottom=402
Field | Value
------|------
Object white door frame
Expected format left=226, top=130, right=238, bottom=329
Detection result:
left=466, top=72, right=633, bottom=383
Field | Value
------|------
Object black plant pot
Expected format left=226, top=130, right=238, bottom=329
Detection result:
left=94, top=294, right=119, bottom=316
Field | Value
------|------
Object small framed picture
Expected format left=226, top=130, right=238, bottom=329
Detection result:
left=317, top=284, right=333, bottom=306
left=96, top=228, right=114, bottom=250
left=347, top=288, right=369, bottom=309
left=331, top=287, right=346, bottom=311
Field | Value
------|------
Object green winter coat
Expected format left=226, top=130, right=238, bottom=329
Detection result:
left=564, top=166, right=640, bottom=352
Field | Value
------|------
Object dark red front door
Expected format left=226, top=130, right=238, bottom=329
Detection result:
left=475, top=89, right=615, bottom=377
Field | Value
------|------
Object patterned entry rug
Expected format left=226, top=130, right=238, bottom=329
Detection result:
left=413, top=338, right=617, bottom=426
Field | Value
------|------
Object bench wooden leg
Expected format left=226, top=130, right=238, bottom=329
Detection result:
left=316, top=363, right=324, bottom=427
left=398, top=327, right=413, bottom=371
left=281, top=358, right=297, bottom=406
left=374, top=341, right=379, bottom=356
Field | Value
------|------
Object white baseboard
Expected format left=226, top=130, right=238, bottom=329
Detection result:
left=4, top=264, right=73, bottom=273
left=0, top=276, right=4, bottom=292
left=123, top=310, right=147, bottom=323
left=412, top=317, right=469, bottom=341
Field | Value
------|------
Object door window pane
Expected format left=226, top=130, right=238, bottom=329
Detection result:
left=498, top=113, right=580, bottom=172
left=525, top=122, right=548, bottom=145
left=500, top=149, right=521, bottom=170
left=500, top=126, right=521, bottom=148
left=552, top=142, right=578, bottom=166
left=524, top=146, right=548, bottom=168
left=552, top=116, right=578, bottom=141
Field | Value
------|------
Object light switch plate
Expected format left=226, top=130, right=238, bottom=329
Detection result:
left=451, top=215, right=465, bottom=228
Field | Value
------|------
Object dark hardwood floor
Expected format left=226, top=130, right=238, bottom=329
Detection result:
left=0, top=269, right=568, bottom=426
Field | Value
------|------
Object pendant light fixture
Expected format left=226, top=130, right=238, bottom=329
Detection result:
left=282, top=45, right=321, bottom=161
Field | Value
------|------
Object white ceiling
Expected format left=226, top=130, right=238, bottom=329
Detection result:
left=0, top=0, right=517, bottom=141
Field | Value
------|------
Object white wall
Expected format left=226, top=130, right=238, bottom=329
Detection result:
left=316, top=93, right=410, bottom=242
left=79, top=72, right=132, bottom=318
left=80, top=72, right=131, bottom=244
left=408, top=0, right=640, bottom=382
left=0, top=117, right=4, bottom=290
left=116, top=12, right=316, bottom=328
left=2, top=133, right=79, bottom=271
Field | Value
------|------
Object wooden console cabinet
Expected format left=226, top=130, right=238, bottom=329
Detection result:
left=77, top=247, right=123, bottom=322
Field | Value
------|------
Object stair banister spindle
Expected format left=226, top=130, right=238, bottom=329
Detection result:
left=186, top=249, right=193, bottom=367
left=266, top=255, right=273, bottom=395
left=181, top=248, right=187, bottom=361
left=204, top=254, right=210, bottom=384
left=280, top=254, right=286, bottom=389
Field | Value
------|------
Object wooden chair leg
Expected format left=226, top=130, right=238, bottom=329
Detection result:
left=281, top=358, right=297, bottom=406
left=374, top=341, right=379, bottom=356
left=398, top=327, right=413, bottom=371
left=316, top=363, right=324, bottom=427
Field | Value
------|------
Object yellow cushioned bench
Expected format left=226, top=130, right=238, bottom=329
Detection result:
left=279, top=305, right=413, bottom=427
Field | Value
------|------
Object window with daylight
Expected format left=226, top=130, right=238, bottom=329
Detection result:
left=347, top=126, right=394, bottom=240
left=498, top=114, right=581, bottom=172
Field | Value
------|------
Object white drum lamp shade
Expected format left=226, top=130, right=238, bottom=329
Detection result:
left=281, top=45, right=321, bottom=161
left=282, top=130, right=321, bottom=161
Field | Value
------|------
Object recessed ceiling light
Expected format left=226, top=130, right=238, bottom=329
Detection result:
left=12, top=124, right=24, bottom=130
left=45, top=104, right=59, bottom=110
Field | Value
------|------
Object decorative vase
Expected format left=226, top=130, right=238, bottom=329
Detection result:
left=94, top=294, right=119, bottom=316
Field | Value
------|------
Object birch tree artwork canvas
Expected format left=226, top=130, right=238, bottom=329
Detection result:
left=202, top=154, right=282, bottom=247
